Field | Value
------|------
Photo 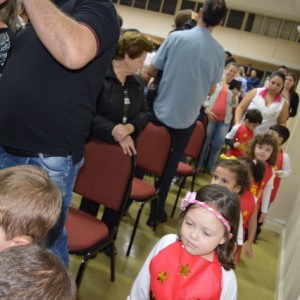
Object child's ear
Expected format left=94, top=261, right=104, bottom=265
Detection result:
left=232, top=185, right=241, bottom=194
left=219, top=233, right=233, bottom=245
left=11, top=235, right=33, bottom=246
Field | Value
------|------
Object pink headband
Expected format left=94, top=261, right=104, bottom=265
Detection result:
left=181, top=192, right=231, bottom=232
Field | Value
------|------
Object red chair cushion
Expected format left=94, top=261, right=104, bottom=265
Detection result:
left=176, top=162, right=193, bottom=176
left=66, top=207, right=109, bottom=251
left=130, top=178, right=156, bottom=200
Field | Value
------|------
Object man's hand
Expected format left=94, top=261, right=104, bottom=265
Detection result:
left=119, top=136, right=137, bottom=156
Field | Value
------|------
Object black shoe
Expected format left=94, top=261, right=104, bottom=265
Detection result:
left=103, top=245, right=117, bottom=257
left=146, top=211, right=167, bottom=228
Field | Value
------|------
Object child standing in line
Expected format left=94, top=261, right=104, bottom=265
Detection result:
left=268, top=125, right=291, bottom=204
left=225, top=109, right=262, bottom=158
left=128, top=185, right=240, bottom=300
left=211, top=158, right=254, bottom=261
left=244, top=133, right=279, bottom=240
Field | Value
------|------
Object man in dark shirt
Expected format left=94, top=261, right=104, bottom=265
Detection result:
left=0, top=0, right=119, bottom=265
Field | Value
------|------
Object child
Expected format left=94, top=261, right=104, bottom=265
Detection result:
left=244, top=133, right=279, bottom=239
left=0, top=244, right=76, bottom=299
left=268, top=125, right=291, bottom=204
left=128, top=185, right=240, bottom=300
left=211, top=158, right=253, bottom=261
left=225, top=109, right=262, bottom=157
left=0, top=165, right=61, bottom=251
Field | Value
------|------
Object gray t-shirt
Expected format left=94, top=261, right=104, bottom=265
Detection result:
left=152, top=26, right=224, bottom=129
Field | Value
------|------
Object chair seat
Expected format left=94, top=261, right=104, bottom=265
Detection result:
left=176, top=162, right=194, bottom=176
left=66, top=207, right=109, bottom=251
left=130, top=177, right=156, bottom=200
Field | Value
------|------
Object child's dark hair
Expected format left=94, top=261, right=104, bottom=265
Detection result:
left=214, top=159, right=251, bottom=194
left=177, top=184, right=240, bottom=270
left=245, top=109, right=263, bottom=124
left=269, top=125, right=290, bottom=145
left=244, top=133, right=279, bottom=166
left=238, top=157, right=265, bottom=185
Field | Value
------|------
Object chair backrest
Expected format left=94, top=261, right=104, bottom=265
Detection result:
left=135, top=122, right=172, bottom=177
left=183, top=120, right=206, bottom=160
left=74, top=140, right=134, bottom=212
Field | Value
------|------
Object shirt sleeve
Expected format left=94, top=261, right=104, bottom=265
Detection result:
left=261, top=169, right=275, bottom=213
left=72, top=0, right=119, bottom=56
left=220, top=268, right=237, bottom=300
left=151, top=36, right=173, bottom=71
left=236, top=212, right=244, bottom=245
left=128, top=234, right=178, bottom=300
left=280, top=153, right=291, bottom=178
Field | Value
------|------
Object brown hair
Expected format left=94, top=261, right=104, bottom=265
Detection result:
left=214, top=159, right=251, bottom=194
left=0, top=0, right=20, bottom=33
left=0, top=165, right=61, bottom=242
left=244, top=133, right=279, bottom=166
left=114, top=31, right=153, bottom=60
left=177, top=184, right=240, bottom=270
left=173, top=9, right=192, bottom=29
left=0, top=244, right=76, bottom=299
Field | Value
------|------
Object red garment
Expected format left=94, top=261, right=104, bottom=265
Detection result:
left=211, top=87, right=228, bottom=121
left=250, top=163, right=273, bottom=208
left=270, top=149, right=283, bottom=203
left=240, top=190, right=256, bottom=229
left=149, top=240, right=222, bottom=300
left=226, top=124, right=254, bottom=157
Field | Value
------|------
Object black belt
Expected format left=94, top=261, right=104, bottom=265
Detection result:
left=2, top=145, right=50, bottom=158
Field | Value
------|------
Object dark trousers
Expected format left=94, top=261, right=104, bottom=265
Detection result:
left=150, top=120, right=196, bottom=219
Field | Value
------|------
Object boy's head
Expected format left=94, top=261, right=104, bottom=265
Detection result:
left=269, top=125, right=290, bottom=146
left=0, top=244, right=76, bottom=299
left=244, top=109, right=263, bottom=131
left=0, top=165, right=61, bottom=251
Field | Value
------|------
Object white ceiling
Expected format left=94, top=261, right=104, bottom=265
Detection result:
left=226, top=0, right=300, bottom=21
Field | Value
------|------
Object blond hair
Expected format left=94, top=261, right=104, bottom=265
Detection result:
left=0, top=165, right=61, bottom=242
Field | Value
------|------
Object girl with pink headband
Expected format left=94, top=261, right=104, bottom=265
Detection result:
left=128, top=184, right=240, bottom=300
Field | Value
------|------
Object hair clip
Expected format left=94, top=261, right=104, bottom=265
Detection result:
left=220, top=154, right=236, bottom=160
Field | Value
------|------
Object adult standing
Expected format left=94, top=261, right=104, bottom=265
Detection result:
left=0, top=0, right=120, bottom=265
left=246, top=69, right=260, bottom=91
left=144, top=0, right=227, bottom=226
left=235, top=71, right=288, bottom=135
left=281, top=72, right=299, bottom=118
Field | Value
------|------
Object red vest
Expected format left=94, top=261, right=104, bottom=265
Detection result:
left=226, top=124, right=254, bottom=157
left=250, top=163, right=273, bottom=208
left=149, top=241, right=222, bottom=300
left=240, top=190, right=256, bottom=229
left=270, top=149, right=283, bottom=203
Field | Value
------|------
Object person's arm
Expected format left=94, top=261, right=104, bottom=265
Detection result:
left=234, top=89, right=257, bottom=124
left=259, top=171, right=275, bottom=222
left=225, top=125, right=239, bottom=147
left=23, top=0, right=99, bottom=69
left=279, top=153, right=292, bottom=178
left=277, top=100, right=289, bottom=126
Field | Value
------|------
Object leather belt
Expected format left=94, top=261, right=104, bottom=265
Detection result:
left=2, top=145, right=50, bottom=158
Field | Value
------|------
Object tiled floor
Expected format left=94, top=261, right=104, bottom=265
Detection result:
left=69, top=173, right=280, bottom=300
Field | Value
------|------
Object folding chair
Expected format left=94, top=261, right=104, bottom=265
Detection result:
left=66, top=139, right=134, bottom=288
left=171, top=120, right=206, bottom=217
left=126, top=122, right=172, bottom=256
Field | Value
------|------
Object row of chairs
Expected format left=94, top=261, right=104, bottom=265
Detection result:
left=66, top=120, right=206, bottom=288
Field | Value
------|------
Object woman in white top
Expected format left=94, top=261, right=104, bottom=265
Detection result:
left=235, top=71, right=288, bottom=135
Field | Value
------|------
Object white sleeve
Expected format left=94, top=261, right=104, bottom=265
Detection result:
left=260, top=170, right=275, bottom=213
left=225, top=124, right=239, bottom=139
left=236, top=212, right=244, bottom=245
left=220, top=268, right=237, bottom=300
left=127, top=234, right=178, bottom=300
left=280, top=153, right=291, bottom=178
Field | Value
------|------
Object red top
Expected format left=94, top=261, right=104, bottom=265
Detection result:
left=240, top=190, right=256, bottom=229
left=149, top=240, right=222, bottom=300
left=211, top=87, right=228, bottom=122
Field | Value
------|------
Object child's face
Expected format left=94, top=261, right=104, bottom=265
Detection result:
left=0, top=227, right=13, bottom=251
left=211, top=166, right=241, bottom=194
left=254, top=143, right=273, bottom=162
left=180, top=206, right=226, bottom=260
left=245, top=120, right=259, bottom=132
left=268, top=130, right=282, bottom=146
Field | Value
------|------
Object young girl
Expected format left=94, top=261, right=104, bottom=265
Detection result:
left=211, top=158, right=255, bottom=260
left=128, top=185, right=240, bottom=300
left=244, top=133, right=278, bottom=240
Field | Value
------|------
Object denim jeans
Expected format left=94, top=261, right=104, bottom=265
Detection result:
left=0, top=146, right=83, bottom=265
left=198, top=121, right=230, bottom=172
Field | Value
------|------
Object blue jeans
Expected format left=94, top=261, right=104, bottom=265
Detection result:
left=198, top=121, right=230, bottom=172
left=0, top=146, right=83, bottom=265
